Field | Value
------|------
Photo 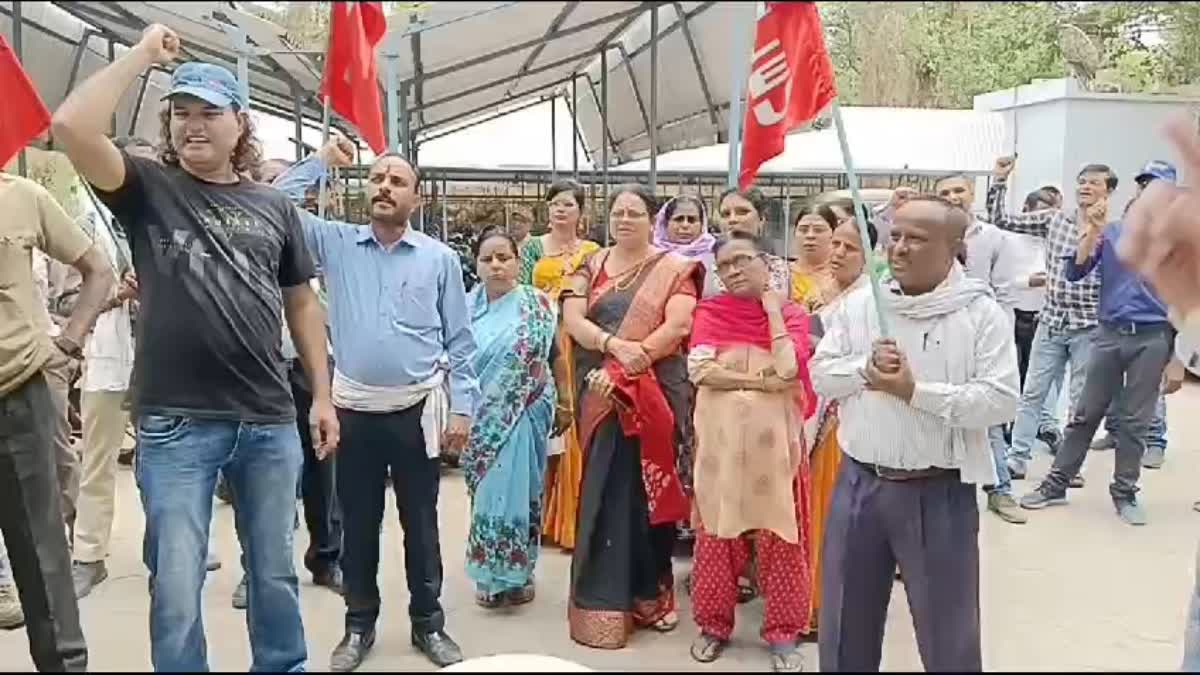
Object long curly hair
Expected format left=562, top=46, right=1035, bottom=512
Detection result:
left=157, top=104, right=263, bottom=176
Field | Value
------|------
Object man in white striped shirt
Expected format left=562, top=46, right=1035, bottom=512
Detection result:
left=812, top=196, right=1019, bottom=672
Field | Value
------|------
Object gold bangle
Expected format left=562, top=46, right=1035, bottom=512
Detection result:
left=770, top=332, right=790, bottom=342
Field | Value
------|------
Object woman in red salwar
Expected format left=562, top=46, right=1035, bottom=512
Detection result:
left=561, top=184, right=703, bottom=650
left=686, top=231, right=816, bottom=672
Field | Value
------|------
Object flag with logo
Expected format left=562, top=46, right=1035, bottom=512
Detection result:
left=0, top=34, right=51, bottom=168
left=320, top=2, right=388, bottom=154
left=738, top=2, right=836, bottom=190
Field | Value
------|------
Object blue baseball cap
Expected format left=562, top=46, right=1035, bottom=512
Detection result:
left=163, top=62, right=248, bottom=111
left=1135, top=160, right=1177, bottom=185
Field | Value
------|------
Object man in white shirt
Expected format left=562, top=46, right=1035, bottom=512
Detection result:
left=934, top=174, right=1026, bottom=524
left=812, top=196, right=1019, bottom=671
left=70, top=144, right=145, bottom=597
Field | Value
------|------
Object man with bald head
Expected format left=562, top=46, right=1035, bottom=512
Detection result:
left=278, top=147, right=478, bottom=671
left=812, top=196, right=1019, bottom=671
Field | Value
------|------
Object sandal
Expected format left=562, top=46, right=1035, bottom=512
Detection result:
left=506, top=582, right=536, bottom=606
left=474, top=589, right=506, bottom=609
left=769, top=646, right=804, bottom=672
left=690, top=634, right=727, bottom=663
left=650, top=610, right=679, bottom=633
left=737, top=577, right=758, bottom=604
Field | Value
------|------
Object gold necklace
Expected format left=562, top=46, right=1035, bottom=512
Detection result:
left=610, top=251, right=656, bottom=292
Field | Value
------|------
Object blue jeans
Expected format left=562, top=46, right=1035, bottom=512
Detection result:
left=985, top=426, right=1011, bottom=496
left=1104, top=393, right=1167, bottom=451
left=136, top=414, right=305, bottom=672
left=1185, top=541, right=1200, bottom=671
left=1008, top=323, right=1095, bottom=469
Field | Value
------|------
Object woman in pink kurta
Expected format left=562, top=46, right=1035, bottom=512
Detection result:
left=686, top=231, right=815, bottom=673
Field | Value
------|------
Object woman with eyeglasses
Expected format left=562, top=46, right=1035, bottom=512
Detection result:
left=713, top=187, right=790, bottom=295
left=562, top=184, right=703, bottom=649
left=805, top=217, right=878, bottom=636
left=523, top=179, right=600, bottom=552
left=789, top=203, right=840, bottom=313
left=653, top=194, right=717, bottom=289
left=687, top=231, right=815, bottom=672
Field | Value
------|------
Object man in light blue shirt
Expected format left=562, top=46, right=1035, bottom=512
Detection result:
left=274, top=142, right=478, bottom=671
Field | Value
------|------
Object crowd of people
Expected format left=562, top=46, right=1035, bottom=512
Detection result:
left=2, top=21, right=1199, bottom=674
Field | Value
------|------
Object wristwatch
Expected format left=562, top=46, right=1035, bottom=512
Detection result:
left=53, top=334, right=84, bottom=360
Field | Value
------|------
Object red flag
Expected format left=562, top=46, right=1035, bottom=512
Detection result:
left=320, top=2, right=388, bottom=154
left=0, top=34, right=51, bottom=168
left=738, top=2, right=837, bottom=190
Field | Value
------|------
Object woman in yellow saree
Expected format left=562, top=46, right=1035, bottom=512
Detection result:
left=806, top=217, right=877, bottom=633
left=789, top=203, right=840, bottom=313
left=522, top=180, right=599, bottom=550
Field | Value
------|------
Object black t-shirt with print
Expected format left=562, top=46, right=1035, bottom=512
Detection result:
left=94, top=153, right=315, bottom=422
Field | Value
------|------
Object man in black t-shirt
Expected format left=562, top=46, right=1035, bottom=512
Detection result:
left=52, top=24, right=338, bottom=673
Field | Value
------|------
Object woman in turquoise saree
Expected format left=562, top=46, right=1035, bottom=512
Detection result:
left=463, top=228, right=563, bottom=608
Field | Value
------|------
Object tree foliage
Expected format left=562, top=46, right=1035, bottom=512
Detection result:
left=820, top=1, right=1200, bottom=107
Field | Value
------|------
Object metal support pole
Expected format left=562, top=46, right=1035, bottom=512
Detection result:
left=107, top=39, right=118, bottom=138
left=128, top=74, right=151, bottom=137
left=571, top=77, right=579, bottom=180
left=231, top=26, right=251, bottom=110
left=399, top=85, right=411, bottom=158
left=317, top=98, right=332, bottom=222
left=441, top=175, right=449, bottom=242
left=551, top=96, right=558, bottom=181
left=600, top=49, right=609, bottom=245
left=14, top=0, right=26, bottom=176
left=725, top=2, right=756, bottom=189
left=649, top=6, right=659, bottom=192
left=782, top=182, right=791, bottom=259
left=292, top=86, right=304, bottom=162
left=385, top=42, right=400, bottom=152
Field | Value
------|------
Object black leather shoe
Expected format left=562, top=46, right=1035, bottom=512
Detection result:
left=313, top=566, right=345, bottom=596
left=330, top=630, right=375, bottom=672
left=411, top=629, right=463, bottom=667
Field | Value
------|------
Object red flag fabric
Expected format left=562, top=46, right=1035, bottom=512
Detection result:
left=0, top=34, right=51, bottom=169
left=738, top=2, right=837, bottom=190
left=320, top=2, right=388, bottom=154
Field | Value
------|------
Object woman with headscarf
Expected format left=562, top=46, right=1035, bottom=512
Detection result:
left=653, top=194, right=717, bottom=292
left=462, top=228, right=561, bottom=609
left=805, top=217, right=877, bottom=634
left=712, top=187, right=790, bottom=295
left=789, top=203, right=840, bottom=312
left=687, top=231, right=815, bottom=672
left=562, top=184, right=703, bottom=649
left=523, top=179, right=600, bottom=551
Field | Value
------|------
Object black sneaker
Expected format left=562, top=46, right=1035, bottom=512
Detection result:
left=1019, top=485, right=1068, bottom=510
left=1036, top=427, right=1063, bottom=455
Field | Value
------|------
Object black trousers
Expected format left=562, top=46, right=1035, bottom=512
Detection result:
left=337, top=401, right=444, bottom=635
left=820, top=458, right=981, bottom=672
left=0, top=373, right=87, bottom=671
left=1014, top=309, right=1040, bottom=391
left=289, top=361, right=342, bottom=575
left=1043, top=324, right=1173, bottom=500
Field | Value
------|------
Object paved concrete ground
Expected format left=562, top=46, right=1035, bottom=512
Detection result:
left=3, top=385, right=1199, bottom=671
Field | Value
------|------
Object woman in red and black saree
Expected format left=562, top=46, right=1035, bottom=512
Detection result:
left=561, top=184, right=703, bottom=650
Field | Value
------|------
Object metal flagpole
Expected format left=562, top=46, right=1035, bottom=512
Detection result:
left=831, top=99, right=890, bottom=337
left=724, top=2, right=757, bottom=189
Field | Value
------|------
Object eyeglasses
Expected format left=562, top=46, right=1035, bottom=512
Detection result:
left=670, top=214, right=701, bottom=224
left=715, top=253, right=762, bottom=274
left=610, top=209, right=649, bottom=221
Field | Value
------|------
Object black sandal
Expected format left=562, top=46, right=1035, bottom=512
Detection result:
left=506, top=582, right=536, bottom=606
left=737, top=577, right=758, bottom=604
left=690, top=634, right=727, bottom=663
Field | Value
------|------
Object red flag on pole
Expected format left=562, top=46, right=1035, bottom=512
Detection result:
left=738, top=2, right=837, bottom=190
left=320, top=2, right=388, bottom=154
left=0, top=34, right=51, bottom=169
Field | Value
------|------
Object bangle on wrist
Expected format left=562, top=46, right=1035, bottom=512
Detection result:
left=601, top=333, right=614, bottom=353
left=770, top=332, right=790, bottom=342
